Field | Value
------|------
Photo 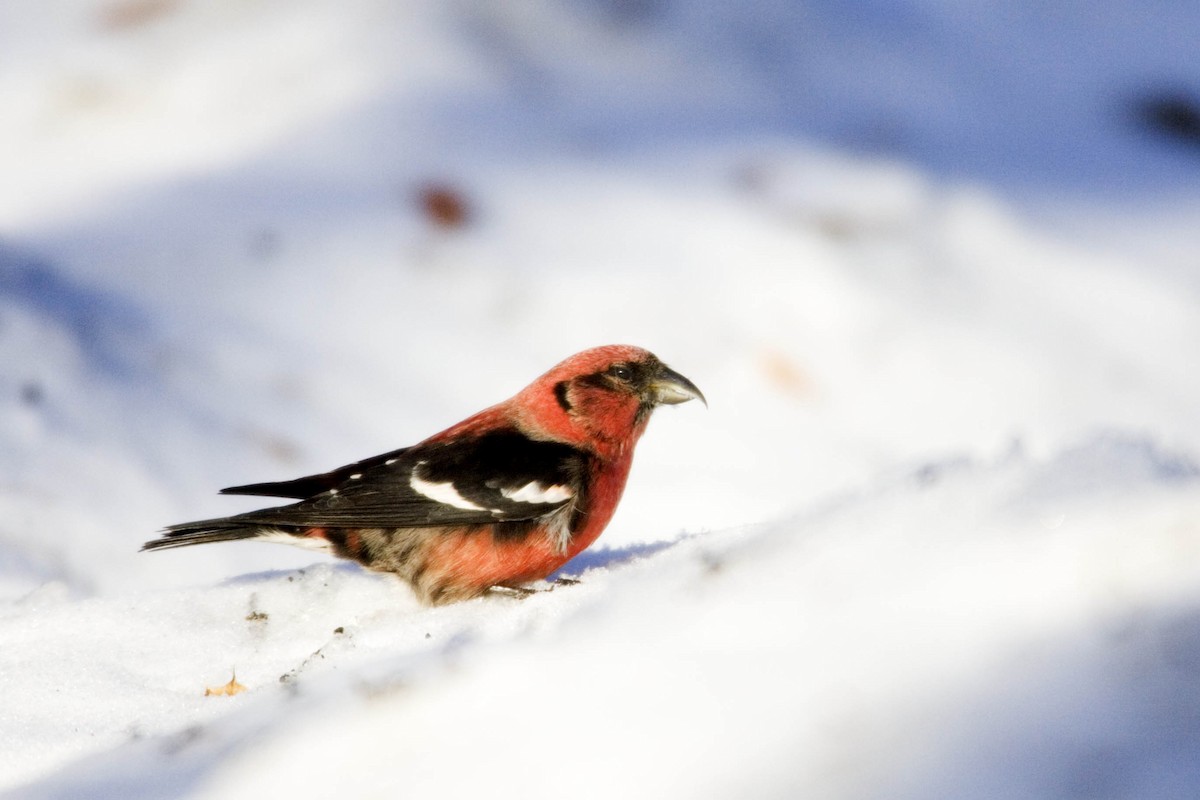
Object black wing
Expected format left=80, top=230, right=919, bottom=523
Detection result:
left=227, top=430, right=589, bottom=530
left=220, top=446, right=412, bottom=499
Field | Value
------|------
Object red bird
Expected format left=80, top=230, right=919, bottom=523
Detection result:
left=143, top=345, right=704, bottom=605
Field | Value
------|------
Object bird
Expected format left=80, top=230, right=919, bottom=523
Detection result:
left=143, top=345, right=705, bottom=605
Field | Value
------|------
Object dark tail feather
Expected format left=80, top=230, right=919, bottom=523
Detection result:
left=141, top=517, right=263, bottom=552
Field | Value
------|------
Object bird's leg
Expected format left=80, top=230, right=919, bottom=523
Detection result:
left=489, top=577, right=581, bottom=600
left=489, top=584, right=538, bottom=599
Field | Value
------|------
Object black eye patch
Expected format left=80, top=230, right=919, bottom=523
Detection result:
left=607, top=364, right=634, bottom=382
left=579, top=358, right=660, bottom=394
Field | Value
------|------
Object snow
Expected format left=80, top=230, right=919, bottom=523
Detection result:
left=2, top=1, right=1200, bottom=797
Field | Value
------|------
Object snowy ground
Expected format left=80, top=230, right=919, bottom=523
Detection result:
left=2, top=1, right=1200, bottom=798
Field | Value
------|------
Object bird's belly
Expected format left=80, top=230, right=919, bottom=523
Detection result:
left=423, top=529, right=569, bottom=593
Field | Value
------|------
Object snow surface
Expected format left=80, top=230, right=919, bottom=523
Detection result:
left=3, top=1, right=1200, bottom=798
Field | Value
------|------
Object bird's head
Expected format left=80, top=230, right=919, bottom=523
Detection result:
left=515, top=345, right=705, bottom=457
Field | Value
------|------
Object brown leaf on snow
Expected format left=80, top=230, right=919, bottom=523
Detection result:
left=416, top=183, right=471, bottom=229
left=205, top=674, right=247, bottom=697
left=99, top=0, right=181, bottom=31
left=760, top=349, right=816, bottom=399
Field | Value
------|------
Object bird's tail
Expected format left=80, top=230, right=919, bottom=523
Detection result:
left=141, top=517, right=263, bottom=552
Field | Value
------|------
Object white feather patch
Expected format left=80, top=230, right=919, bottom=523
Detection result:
left=255, top=529, right=334, bottom=552
left=545, top=506, right=574, bottom=555
left=410, top=471, right=486, bottom=511
left=501, top=481, right=574, bottom=505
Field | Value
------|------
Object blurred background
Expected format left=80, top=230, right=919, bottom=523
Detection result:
left=1, top=2, right=1200, bottom=796
left=2, top=0, right=1197, bottom=595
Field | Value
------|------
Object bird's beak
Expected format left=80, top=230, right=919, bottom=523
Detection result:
left=649, top=364, right=707, bottom=407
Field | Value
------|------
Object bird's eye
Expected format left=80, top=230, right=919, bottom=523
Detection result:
left=608, top=364, right=634, bottom=382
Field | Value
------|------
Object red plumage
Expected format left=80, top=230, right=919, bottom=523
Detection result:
left=144, top=345, right=704, bottom=605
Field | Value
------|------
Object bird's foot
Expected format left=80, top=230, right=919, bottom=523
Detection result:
left=488, top=577, right=580, bottom=600
left=489, top=584, right=538, bottom=599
